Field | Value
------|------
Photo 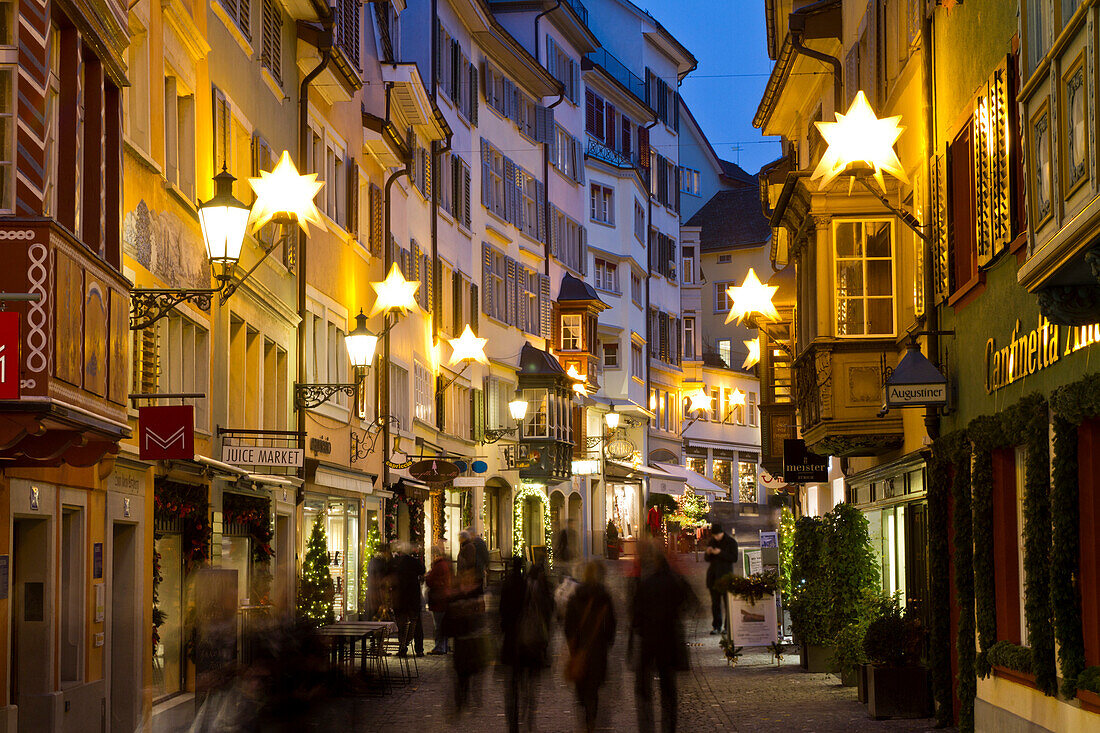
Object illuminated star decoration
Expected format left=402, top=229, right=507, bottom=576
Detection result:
left=686, top=388, right=710, bottom=413
left=369, top=263, right=420, bottom=316
left=811, top=91, right=908, bottom=191
left=725, top=269, right=779, bottom=324
left=728, top=388, right=746, bottom=406
left=248, top=151, right=325, bottom=233
left=447, top=325, right=488, bottom=365
left=743, top=338, right=761, bottom=369
left=566, top=365, right=588, bottom=395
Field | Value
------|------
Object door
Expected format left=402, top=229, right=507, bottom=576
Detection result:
left=11, top=518, right=49, bottom=724
left=111, top=523, right=138, bottom=732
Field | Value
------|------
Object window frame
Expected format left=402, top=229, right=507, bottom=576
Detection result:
left=832, top=218, right=897, bottom=338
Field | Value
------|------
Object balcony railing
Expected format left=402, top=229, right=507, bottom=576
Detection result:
left=585, top=48, right=647, bottom=105
left=587, top=137, right=634, bottom=169
left=563, top=0, right=588, bottom=24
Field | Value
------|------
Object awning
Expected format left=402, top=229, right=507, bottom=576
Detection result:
left=607, top=461, right=675, bottom=478
left=652, top=462, right=729, bottom=499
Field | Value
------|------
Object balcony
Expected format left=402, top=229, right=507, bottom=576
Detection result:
left=587, top=137, right=634, bottom=170
left=585, top=48, right=647, bottom=105
left=793, top=339, right=903, bottom=457
left=0, top=220, right=130, bottom=466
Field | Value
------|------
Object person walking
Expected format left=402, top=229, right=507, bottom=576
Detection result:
left=425, top=543, right=453, bottom=655
left=704, top=522, right=739, bottom=635
left=389, top=542, right=426, bottom=657
left=365, top=542, right=392, bottom=620
left=466, top=525, right=490, bottom=588
left=499, top=558, right=553, bottom=733
left=564, top=561, right=616, bottom=732
left=632, top=552, right=694, bottom=733
left=449, top=563, right=487, bottom=716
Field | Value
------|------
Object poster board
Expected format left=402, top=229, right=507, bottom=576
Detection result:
left=727, top=592, right=778, bottom=646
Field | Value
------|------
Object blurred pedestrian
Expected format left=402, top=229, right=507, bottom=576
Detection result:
left=704, top=522, right=739, bottom=634
left=555, top=528, right=575, bottom=579
left=389, top=542, right=425, bottom=657
left=457, top=530, right=480, bottom=595
left=366, top=542, right=392, bottom=620
left=632, top=552, right=694, bottom=733
left=564, top=561, right=616, bottom=732
left=466, top=525, right=490, bottom=588
left=499, top=557, right=554, bottom=733
left=425, top=542, right=454, bottom=654
left=449, top=563, right=488, bottom=716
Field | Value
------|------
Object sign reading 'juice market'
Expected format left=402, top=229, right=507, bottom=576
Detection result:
left=985, top=317, right=1100, bottom=393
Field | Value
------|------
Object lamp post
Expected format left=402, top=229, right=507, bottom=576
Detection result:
left=293, top=310, right=381, bottom=409
left=130, top=153, right=322, bottom=329
left=481, top=390, right=529, bottom=444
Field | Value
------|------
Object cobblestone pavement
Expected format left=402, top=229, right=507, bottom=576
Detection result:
left=318, top=555, right=949, bottom=733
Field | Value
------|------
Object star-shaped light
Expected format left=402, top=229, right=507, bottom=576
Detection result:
left=728, top=388, right=746, bottom=406
left=566, top=365, right=588, bottom=395
left=248, top=151, right=325, bottom=232
left=725, top=269, right=779, bottom=324
left=447, top=325, right=488, bottom=365
left=811, top=91, right=908, bottom=191
left=686, top=388, right=710, bottom=413
left=369, top=263, right=420, bottom=316
left=742, top=338, right=761, bottom=369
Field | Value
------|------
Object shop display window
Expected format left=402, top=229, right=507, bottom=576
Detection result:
left=153, top=533, right=184, bottom=699
left=737, top=461, right=757, bottom=503
left=302, top=497, right=362, bottom=620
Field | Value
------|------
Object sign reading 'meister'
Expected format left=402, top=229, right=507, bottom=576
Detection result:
left=221, top=445, right=304, bottom=467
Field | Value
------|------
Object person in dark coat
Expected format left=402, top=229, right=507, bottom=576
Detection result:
left=449, top=562, right=487, bottom=715
left=389, top=542, right=426, bottom=656
left=704, top=522, right=739, bottom=634
left=457, top=531, right=481, bottom=595
left=632, top=551, right=695, bottom=733
left=466, top=525, right=490, bottom=587
left=365, top=542, right=391, bottom=620
left=564, top=560, right=616, bottom=732
left=425, top=543, right=453, bottom=654
left=498, top=558, right=554, bottom=733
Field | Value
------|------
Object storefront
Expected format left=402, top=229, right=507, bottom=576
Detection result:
left=300, top=495, right=360, bottom=620
left=483, top=477, right=511, bottom=551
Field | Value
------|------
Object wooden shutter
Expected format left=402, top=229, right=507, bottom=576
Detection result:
left=536, top=105, right=555, bottom=145
left=573, top=137, right=585, bottom=183
left=481, top=138, right=491, bottom=209
left=431, top=258, right=441, bottom=315
left=462, top=159, right=472, bottom=228
left=469, top=63, right=479, bottom=124
left=238, top=0, right=251, bottom=40
left=504, top=157, right=517, bottom=224
left=452, top=269, right=463, bottom=335
left=481, top=243, right=494, bottom=319
left=345, top=158, right=358, bottom=237
left=547, top=35, right=557, bottom=75
left=674, top=167, right=681, bottom=213
left=369, top=183, right=383, bottom=255
left=470, top=283, right=479, bottom=334
left=605, top=103, right=617, bottom=148
left=505, top=257, right=518, bottom=326
left=931, top=152, right=949, bottom=302
left=539, top=274, right=551, bottom=339
left=579, top=226, right=588, bottom=275
left=261, top=0, right=282, bottom=84
left=948, top=123, right=975, bottom=291
left=517, top=269, right=529, bottom=333
left=987, top=59, right=1011, bottom=257
left=536, top=181, right=546, bottom=243
left=638, top=126, right=650, bottom=168
left=645, top=68, right=653, bottom=105
left=471, top=388, right=485, bottom=443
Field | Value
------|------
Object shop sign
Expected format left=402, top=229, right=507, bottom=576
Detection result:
left=985, top=317, right=1100, bottom=393
left=571, top=458, right=600, bottom=475
left=885, top=383, right=947, bottom=407
left=309, top=437, right=331, bottom=455
left=452, top=476, right=485, bottom=488
left=782, top=439, right=829, bottom=483
left=883, top=344, right=947, bottom=408
left=409, top=459, right=460, bottom=484
left=0, top=312, right=18, bottom=399
left=138, top=405, right=194, bottom=461
left=221, top=445, right=304, bottom=467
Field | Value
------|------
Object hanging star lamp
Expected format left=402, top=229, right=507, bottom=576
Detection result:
left=369, top=263, right=420, bottom=316
left=686, top=387, right=711, bottom=413
left=447, top=325, right=489, bottom=365
left=811, top=91, right=908, bottom=191
left=726, top=268, right=780, bottom=324
left=743, top=338, right=761, bottom=369
left=248, top=150, right=325, bottom=232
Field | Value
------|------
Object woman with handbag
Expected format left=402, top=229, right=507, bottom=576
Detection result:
left=564, top=561, right=617, bottom=732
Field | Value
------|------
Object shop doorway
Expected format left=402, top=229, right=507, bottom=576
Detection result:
left=11, top=517, right=49, bottom=720
left=567, top=493, right=583, bottom=557
left=111, top=522, right=139, bottom=733
left=275, top=514, right=291, bottom=615
left=483, top=481, right=508, bottom=551
left=523, top=496, right=544, bottom=557
left=549, top=491, right=565, bottom=544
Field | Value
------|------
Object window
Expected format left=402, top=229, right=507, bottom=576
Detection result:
left=124, top=26, right=150, bottom=154
left=437, top=26, right=478, bottom=122
left=439, top=152, right=472, bottom=228
left=594, top=258, right=619, bottom=293
left=481, top=139, right=546, bottom=239
left=631, top=342, right=643, bottom=378
left=484, top=63, right=544, bottom=139
left=682, top=246, right=695, bottom=284
left=333, top=0, right=358, bottom=67
left=834, top=220, right=895, bottom=336
left=261, top=0, right=283, bottom=85
left=631, top=272, right=643, bottom=307
left=634, top=199, right=645, bottom=242
left=717, top=254, right=732, bottom=264
left=545, top=35, right=579, bottom=103
left=552, top=125, right=584, bottom=184
left=481, top=243, right=550, bottom=333
left=590, top=183, right=613, bottom=224
left=217, top=0, right=251, bottom=40
left=163, top=75, right=196, bottom=201
left=387, top=363, right=409, bottom=430
left=550, top=206, right=587, bottom=274
left=603, top=341, right=619, bottom=368
left=645, top=67, right=678, bottom=129
left=684, top=317, right=695, bottom=360
left=148, top=314, right=211, bottom=430
left=650, top=230, right=678, bottom=279
left=710, top=389, right=719, bottom=422
left=561, top=314, right=582, bottom=350
left=680, top=166, right=700, bottom=195
left=718, top=339, right=732, bottom=368
left=748, top=391, right=758, bottom=427
left=1026, top=0, right=1048, bottom=75
left=60, top=506, right=84, bottom=684
left=414, top=361, right=434, bottom=424
left=523, top=388, right=549, bottom=438
left=714, top=282, right=733, bottom=313
left=585, top=89, right=605, bottom=139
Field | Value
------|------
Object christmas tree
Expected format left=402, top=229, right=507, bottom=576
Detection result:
left=297, top=516, right=336, bottom=627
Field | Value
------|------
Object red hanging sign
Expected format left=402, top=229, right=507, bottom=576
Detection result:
left=0, top=312, right=18, bottom=399
left=138, top=405, right=195, bottom=461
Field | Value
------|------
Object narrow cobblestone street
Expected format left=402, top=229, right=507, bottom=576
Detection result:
left=315, top=557, right=947, bottom=733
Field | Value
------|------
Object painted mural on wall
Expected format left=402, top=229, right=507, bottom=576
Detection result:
left=123, top=200, right=210, bottom=289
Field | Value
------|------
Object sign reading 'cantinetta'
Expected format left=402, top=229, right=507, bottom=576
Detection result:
left=221, top=445, right=304, bottom=467
left=985, top=316, right=1100, bottom=393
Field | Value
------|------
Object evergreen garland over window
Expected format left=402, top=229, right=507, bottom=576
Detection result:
left=928, top=436, right=955, bottom=729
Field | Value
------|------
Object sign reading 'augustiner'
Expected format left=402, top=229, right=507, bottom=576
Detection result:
left=985, top=316, right=1100, bottom=393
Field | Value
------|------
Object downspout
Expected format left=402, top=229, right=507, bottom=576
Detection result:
left=542, top=92, right=566, bottom=282
left=790, top=29, right=842, bottom=113
left=431, top=133, right=452, bottom=339
left=381, top=164, right=409, bottom=493
left=534, top=0, right=563, bottom=64
left=296, top=15, right=333, bottom=489
left=643, top=117, right=658, bottom=433
left=921, top=9, right=940, bottom=442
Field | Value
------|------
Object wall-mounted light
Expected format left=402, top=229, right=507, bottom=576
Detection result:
left=482, top=390, right=529, bottom=444
left=294, top=310, right=377, bottom=409
left=743, top=338, right=761, bottom=369
left=725, top=269, right=779, bottom=325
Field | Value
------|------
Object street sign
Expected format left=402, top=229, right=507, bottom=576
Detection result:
left=883, top=344, right=948, bottom=408
left=782, top=439, right=828, bottom=483
left=409, top=459, right=460, bottom=484
left=884, top=382, right=948, bottom=407
left=221, top=445, right=304, bottom=467
left=0, top=312, right=19, bottom=399
left=138, top=405, right=194, bottom=461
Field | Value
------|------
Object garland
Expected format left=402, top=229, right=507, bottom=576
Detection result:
left=223, top=493, right=275, bottom=605
left=789, top=515, right=830, bottom=645
left=968, top=414, right=1003, bottom=677
left=986, top=640, right=1033, bottom=675
left=778, top=506, right=795, bottom=602
left=383, top=491, right=425, bottom=553
left=152, top=546, right=164, bottom=659
left=512, top=483, right=552, bottom=565
left=949, top=430, right=976, bottom=733
left=928, top=434, right=955, bottom=728
left=1019, top=395, right=1056, bottom=696
left=712, top=571, right=778, bottom=603
left=152, top=481, right=210, bottom=657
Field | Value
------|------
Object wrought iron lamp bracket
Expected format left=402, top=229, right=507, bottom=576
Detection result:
left=351, top=415, right=400, bottom=462
left=295, top=370, right=367, bottom=410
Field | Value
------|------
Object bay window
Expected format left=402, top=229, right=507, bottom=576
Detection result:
left=523, top=388, right=549, bottom=438
left=561, top=314, right=582, bottom=350
left=834, top=219, right=895, bottom=337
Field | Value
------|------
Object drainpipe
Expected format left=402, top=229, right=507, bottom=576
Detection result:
left=381, top=164, right=409, bottom=493
left=542, top=92, right=566, bottom=283
left=920, top=10, right=940, bottom=442
left=790, top=27, right=842, bottom=113
left=534, top=0, right=563, bottom=64
left=296, top=15, right=333, bottom=489
left=431, top=133, right=452, bottom=340
left=643, top=118, right=659, bottom=422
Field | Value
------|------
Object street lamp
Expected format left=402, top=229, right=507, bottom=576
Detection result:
left=481, top=390, right=529, bottom=444
left=604, top=409, right=621, bottom=431
left=130, top=153, right=322, bottom=330
left=294, top=310, right=379, bottom=409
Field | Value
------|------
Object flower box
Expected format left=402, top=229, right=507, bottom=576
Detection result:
left=992, top=664, right=1038, bottom=690
left=1076, top=688, right=1100, bottom=714
left=866, top=664, right=934, bottom=719
left=799, top=641, right=839, bottom=673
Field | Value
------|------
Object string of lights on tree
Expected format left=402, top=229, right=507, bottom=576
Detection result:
left=512, top=483, right=552, bottom=566
left=297, top=516, right=336, bottom=627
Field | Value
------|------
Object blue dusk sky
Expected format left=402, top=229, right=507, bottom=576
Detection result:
left=639, top=0, right=782, bottom=175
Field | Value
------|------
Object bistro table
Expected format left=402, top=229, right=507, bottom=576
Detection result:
left=316, top=621, right=398, bottom=678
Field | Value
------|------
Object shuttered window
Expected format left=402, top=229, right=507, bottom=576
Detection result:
left=334, top=0, right=358, bottom=67
left=260, top=0, right=282, bottom=84
left=546, top=35, right=580, bottom=103
left=218, top=0, right=251, bottom=40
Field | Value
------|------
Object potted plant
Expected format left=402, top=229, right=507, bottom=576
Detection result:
left=832, top=619, right=869, bottom=689
left=789, top=516, right=835, bottom=672
left=862, top=599, right=933, bottom=719
left=605, top=520, right=621, bottom=560
left=1076, top=666, right=1100, bottom=714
